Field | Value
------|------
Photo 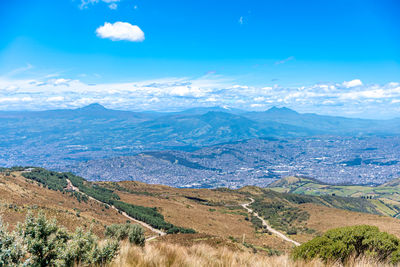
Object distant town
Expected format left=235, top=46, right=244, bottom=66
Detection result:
left=63, top=136, right=400, bottom=188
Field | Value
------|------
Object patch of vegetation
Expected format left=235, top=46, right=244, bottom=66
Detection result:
left=184, top=195, right=228, bottom=206
left=292, top=225, right=400, bottom=264
left=219, top=207, right=248, bottom=217
left=69, top=191, right=89, bottom=203
left=250, top=199, right=310, bottom=235
left=253, top=245, right=282, bottom=256
left=261, top=188, right=380, bottom=215
left=112, top=201, right=169, bottom=229
left=22, top=168, right=68, bottom=191
left=105, top=223, right=145, bottom=246
left=66, top=173, right=121, bottom=203
left=0, top=212, right=119, bottom=266
left=250, top=215, right=263, bottom=230
left=184, top=196, right=208, bottom=203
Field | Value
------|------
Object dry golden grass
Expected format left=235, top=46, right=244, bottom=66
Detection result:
left=110, top=241, right=399, bottom=267
left=111, top=241, right=300, bottom=267
left=301, top=203, right=400, bottom=239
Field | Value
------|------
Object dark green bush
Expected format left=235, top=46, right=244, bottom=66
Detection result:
left=166, top=226, right=196, bottom=234
left=22, top=168, right=68, bottom=192
left=292, top=225, right=400, bottom=264
left=105, top=223, right=145, bottom=246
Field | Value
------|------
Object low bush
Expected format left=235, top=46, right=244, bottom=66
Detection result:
left=0, top=212, right=120, bottom=266
left=105, top=224, right=145, bottom=246
left=292, top=225, right=400, bottom=264
left=0, top=220, right=25, bottom=266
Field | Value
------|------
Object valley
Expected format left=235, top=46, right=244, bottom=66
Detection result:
left=2, top=105, right=400, bottom=187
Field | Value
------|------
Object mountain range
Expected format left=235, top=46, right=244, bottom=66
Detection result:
left=1, top=104, right=400, bottom=182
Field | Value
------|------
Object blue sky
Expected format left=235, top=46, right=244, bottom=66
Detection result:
left=0, top=0, right=399, bottom=118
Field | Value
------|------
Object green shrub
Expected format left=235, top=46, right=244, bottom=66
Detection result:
left=292, top=225, right=400, bottom=264
left=19, top=212, right=70, bottom=266
left=166, top=226, right=196, bottom=234
left=0, top=212, right=119, bottom=266
left=62, top=228, right=119, bottom=266
left=105, top=224, right=145, bottom=246
left=0, top=220, right=25, bottom=266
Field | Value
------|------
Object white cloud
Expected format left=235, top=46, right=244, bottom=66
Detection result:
left=254, top=97, right=265, bottom=102
left=205, top=97, right=217, bottom=102
left=343, top=79, right=363, bottom=88
left=47, top=96, right=65, bottom=102
left=238, top=16, right=244, bottom=25
left=50, top=78, right=71, bottom=86
left=108, top=3, right=117, bottom=9
left=80, top=0, right=120, bottom=9
left=96, top=22, right=145, bottom=42
left=0, top=76, right=399, bottom=118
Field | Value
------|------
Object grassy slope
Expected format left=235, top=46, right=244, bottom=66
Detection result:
left=2, top=168, right=400, bottom=253
left=268, top=176, right=400, bottom=218
left=0, top=171, right=129, bottom=237
left=109, top=180, right=400, bottom=250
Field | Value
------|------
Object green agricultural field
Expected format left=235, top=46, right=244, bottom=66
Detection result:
left=268, top=176, right=400, bottom=218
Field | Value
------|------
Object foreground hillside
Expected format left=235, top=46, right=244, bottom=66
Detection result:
left=3, top=167, right=400, bottom=255
left=268, top=176, right=400, bottom=218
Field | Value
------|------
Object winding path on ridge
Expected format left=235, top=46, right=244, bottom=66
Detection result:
left=241, top=198, right=300, bottom=246
left=66, top=179, right=166, bottom=241
left=65, top=178, right=300, bottom=244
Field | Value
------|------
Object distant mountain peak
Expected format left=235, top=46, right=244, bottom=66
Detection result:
left=265, top=106, right=298, bottom=115
left=79, top=103, right=107, bottom=111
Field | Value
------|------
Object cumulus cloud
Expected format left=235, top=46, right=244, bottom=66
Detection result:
left=343, top=79, right=363, bottom=88
left=238, top=16, right=244, bottom=25
left=0, top=76, right=399, bottom=118
left=96, top=22, right=145, bottom=42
